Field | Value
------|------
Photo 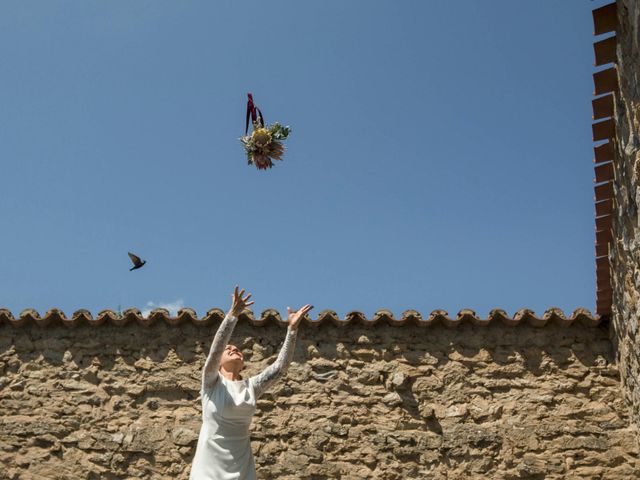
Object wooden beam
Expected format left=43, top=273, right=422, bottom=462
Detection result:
left=592, top=118, right=616, bottom=141
left=597, top=275, right=611, bottom=288
left=596, top=301, right=612, bottom=309
left=594, top=181, right=614, bottom=201
left=597, top=267, right=612, bottom=280
left=597, top=285, right=612, bottom=294
left=598, top=278, right=611, bottom=290
left=594, top=141, right=614, bottom=163
left=595, top=241, right=609, bottom=257
left=596, top=256, right=610, bottom=272
left=597, top=272, right=612, bottom=282
left=595, top=198, right=613, bottom=217
left=596, top=228, right=613, bottom=245
left=596, top=302, right=612, bottom=316
left=594, top=162, right=614, bottom=183
left=592, top=94, right=614, bottom=120
left=593, top=3, right=617, bottom=35
left=597, top=289, right=613, bottom=302
left=596, top=215, right=613, bottom=231
left=593, top=67, right=618, bottom=95
left=594, top=36, right=617, bottom=66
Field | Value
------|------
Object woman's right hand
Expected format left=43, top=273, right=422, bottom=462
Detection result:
left=230, top=285, right=254, bottom=316
left=287, top=304, right=313, bottom=331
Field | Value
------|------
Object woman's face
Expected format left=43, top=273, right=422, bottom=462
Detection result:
left=220, top=344, right=244, bottom=371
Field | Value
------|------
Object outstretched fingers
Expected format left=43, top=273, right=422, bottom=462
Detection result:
left=288, top=304, right=314, bottom=329
left=231, top=286, right=254, bottom=315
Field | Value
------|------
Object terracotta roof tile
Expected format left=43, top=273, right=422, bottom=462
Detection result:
left=0, top=307, right=605, bottom=328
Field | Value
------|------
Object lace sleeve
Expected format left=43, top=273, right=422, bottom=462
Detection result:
left=250, top=328, right=298, bottom=399
left=202, top=311, right=238, bottom=391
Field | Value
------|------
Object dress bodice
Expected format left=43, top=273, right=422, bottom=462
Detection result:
left=202, top=376, right=257, bottom=438
left=191, top=376, right=258, bottom=480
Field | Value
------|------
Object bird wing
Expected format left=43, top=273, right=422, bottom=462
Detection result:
left=128, top=252, right=142, bottom=266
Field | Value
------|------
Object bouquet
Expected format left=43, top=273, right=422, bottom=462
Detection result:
left=240, top=122, right=291, bottom=170
left=240, top=93, right=291, bottom=170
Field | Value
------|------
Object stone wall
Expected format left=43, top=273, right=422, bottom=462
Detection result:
left=1, top=320, right=637, bottom=479
left=610, top=0, right=640, bottom=439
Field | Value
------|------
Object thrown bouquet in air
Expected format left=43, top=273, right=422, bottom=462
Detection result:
left=240, top=93, right=291, bottom=170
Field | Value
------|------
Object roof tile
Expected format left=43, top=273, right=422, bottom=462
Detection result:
left=0, top=307, right=605, bottom=328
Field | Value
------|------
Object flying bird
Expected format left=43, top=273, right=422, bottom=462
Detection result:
left=128, top=252, right=146, bottom=271
left=245, top=93, right=264, bottom=135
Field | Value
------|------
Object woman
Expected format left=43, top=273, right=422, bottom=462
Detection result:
left=190, top=286, right=312, bottom=480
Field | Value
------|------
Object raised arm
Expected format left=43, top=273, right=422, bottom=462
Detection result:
left=251, top=304, right=312, bottom=398
left=202, top=286, right=253, bottom=391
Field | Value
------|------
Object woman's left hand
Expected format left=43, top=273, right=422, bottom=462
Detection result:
left=287, top=304, right=313, bottom=331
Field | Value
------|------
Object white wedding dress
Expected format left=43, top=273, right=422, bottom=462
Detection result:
left=189, top=313, right=297, bottom=480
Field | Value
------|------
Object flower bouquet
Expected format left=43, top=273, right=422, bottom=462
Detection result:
left=240, top=93, right=291, bottom=170
left=240, top=122, right=291, bottom=170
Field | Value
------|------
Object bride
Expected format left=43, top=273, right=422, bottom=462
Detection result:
left=189, top=285, right=312, bottom=480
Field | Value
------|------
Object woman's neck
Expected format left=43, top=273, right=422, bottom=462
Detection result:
left=219, top=366, right=242, bottom=381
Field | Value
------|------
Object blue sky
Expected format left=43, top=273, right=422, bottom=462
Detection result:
left=0, top=1, right=601, bottom=318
